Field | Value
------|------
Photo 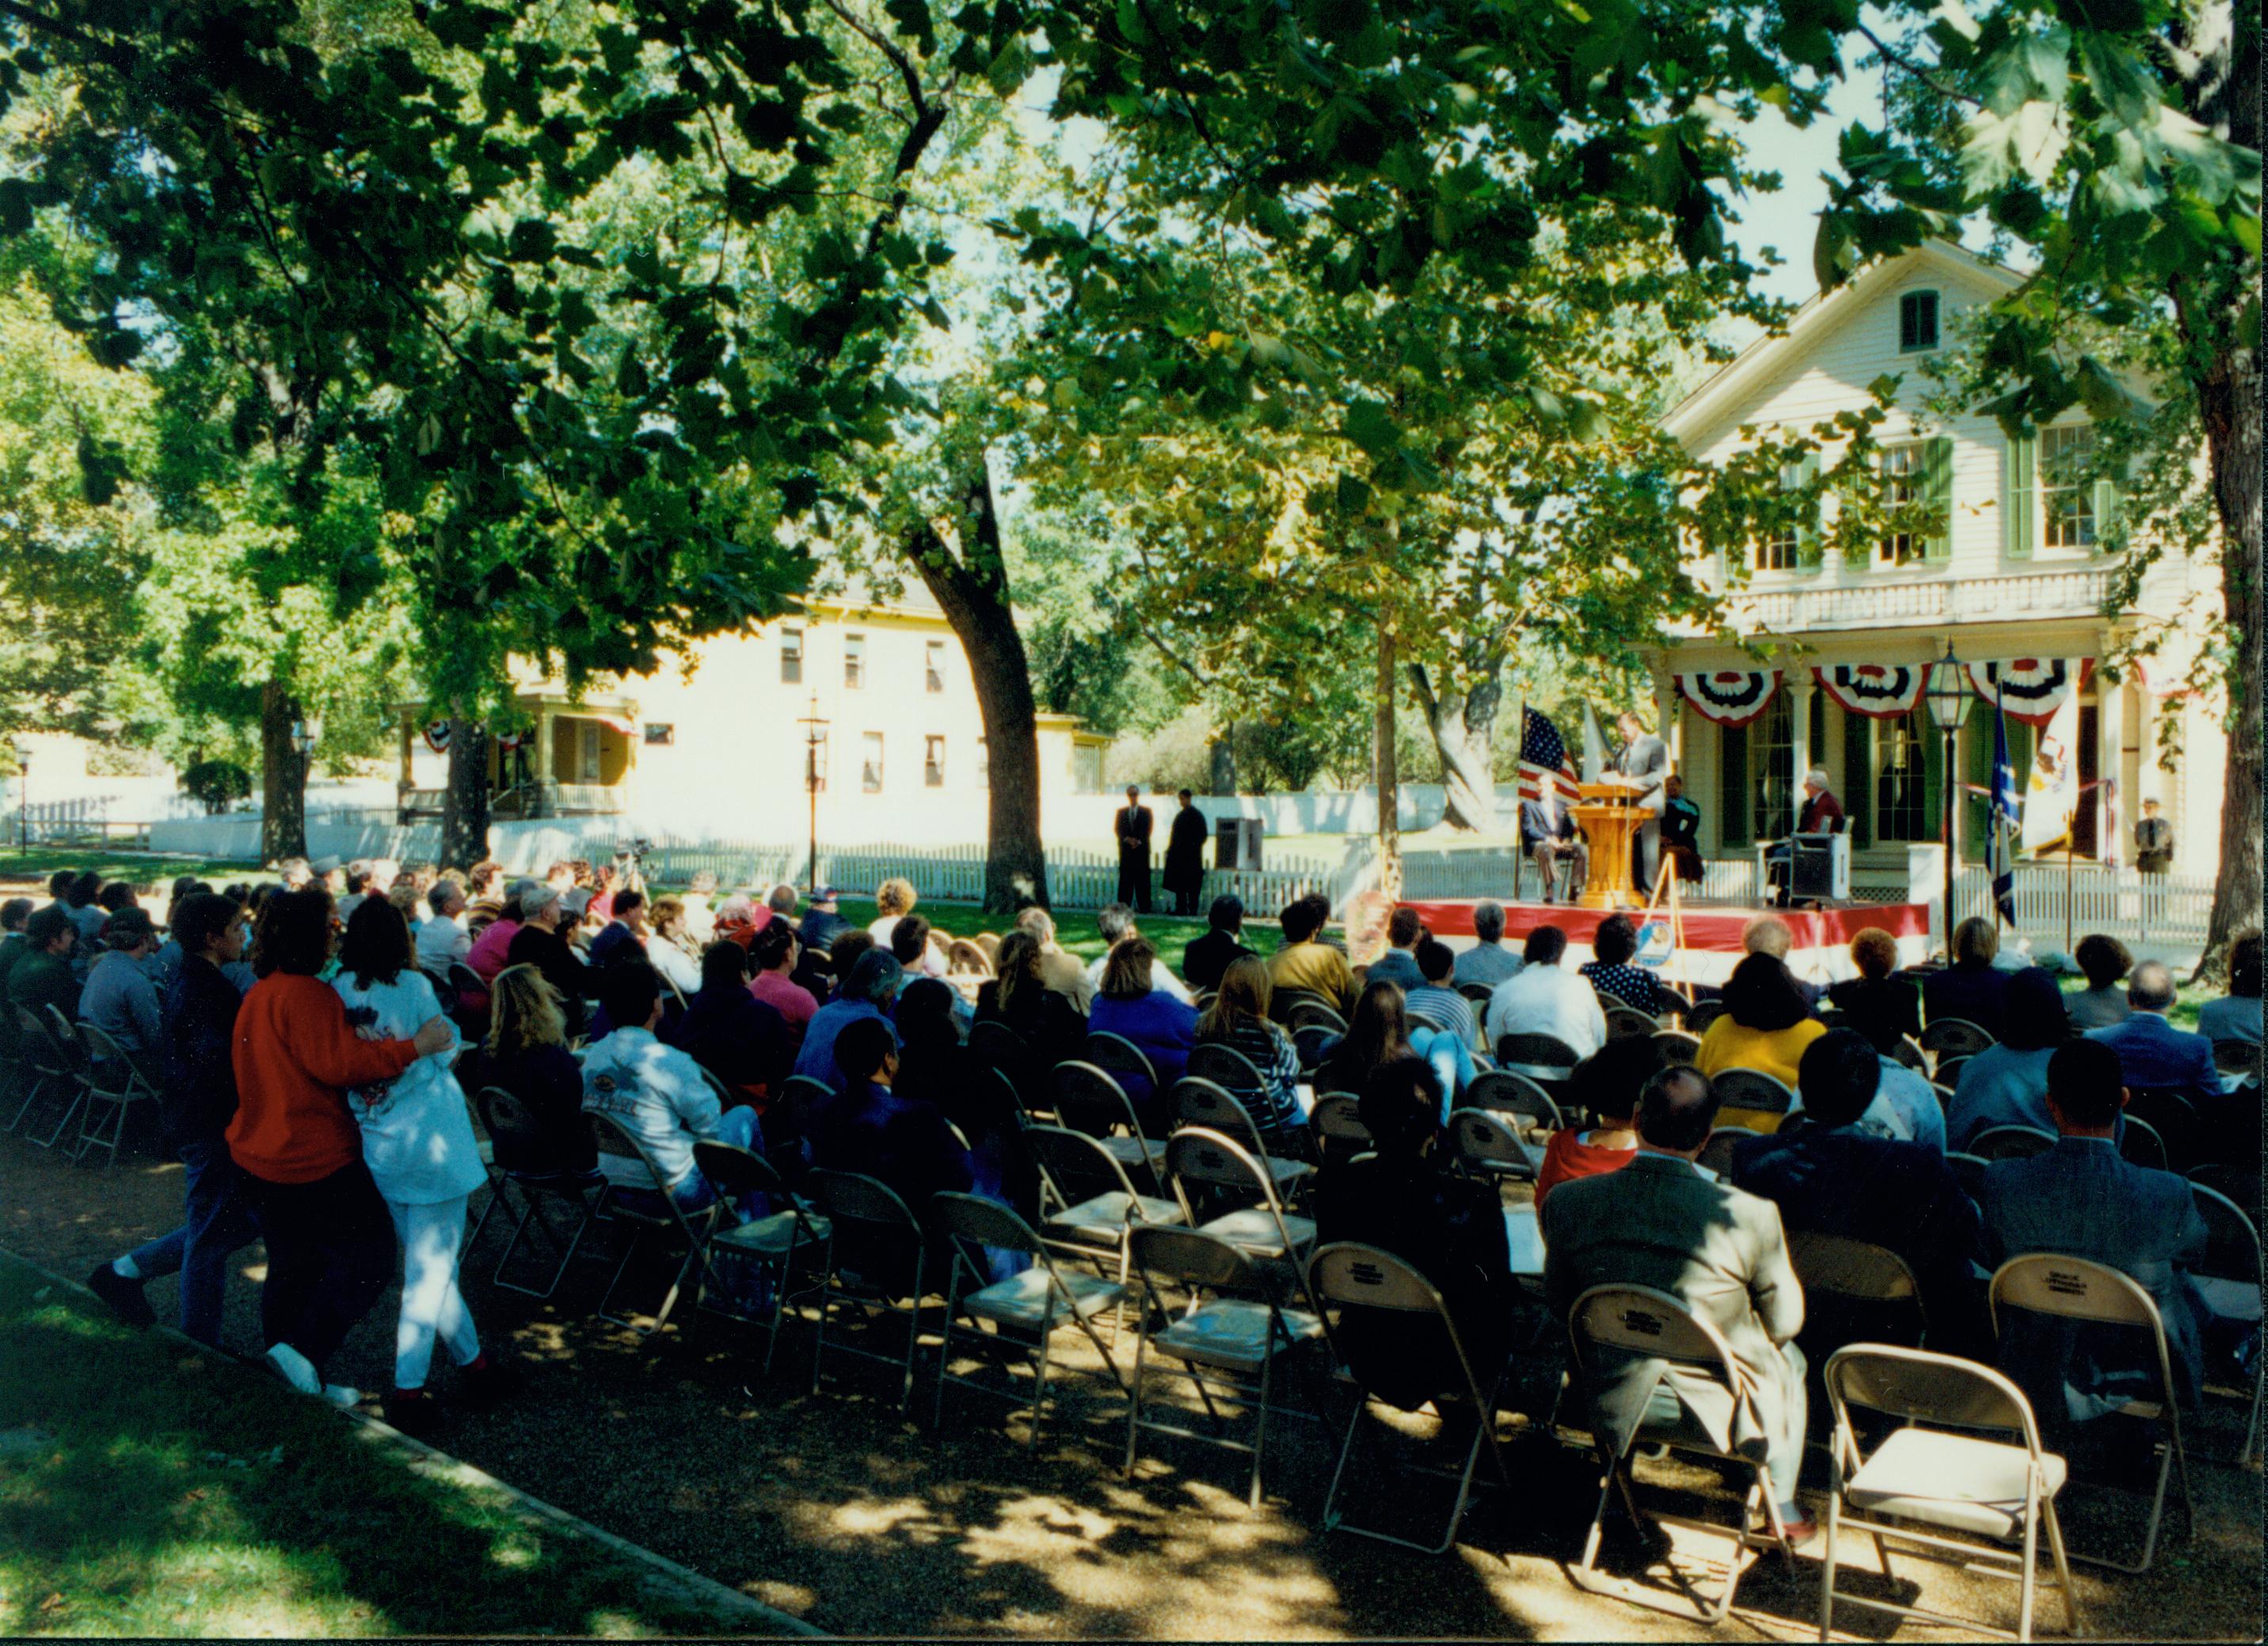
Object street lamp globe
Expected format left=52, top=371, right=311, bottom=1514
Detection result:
left=1924, top=644, right=1973, bottom=734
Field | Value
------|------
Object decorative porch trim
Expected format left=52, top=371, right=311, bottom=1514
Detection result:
left=1675, top=669, right=1783, bottom=728
left=1964, top=657, right=2093, bottom=726
left=1812, top=663, right=1927, bottom=719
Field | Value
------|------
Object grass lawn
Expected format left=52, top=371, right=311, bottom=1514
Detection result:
left=747, top=895, right=1214, bottom=969
left=0, top=1255, right=778, bottom=1637
left=0, top=848, right=266, bottom=890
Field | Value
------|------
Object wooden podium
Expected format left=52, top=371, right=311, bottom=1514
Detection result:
left=1570, top=782, right=1644, bottom=909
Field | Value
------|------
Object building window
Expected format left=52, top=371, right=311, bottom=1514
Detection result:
left=1898, top=290, right=1939, bottom=352
left=2041, top=425, right=2097, bottom=548
left=861, top=731, right=883, bottom=792
left=779, top=627, right=803, bottom=684
left=1749, top=694, right=1794, bottom=845
left=1874, top=709, right=1936, bottom=842
left=925, top=640, right=946, bottom=695
left=1756, top=462, right=1806, bottom=571
left=643, top=723, right=674, bottom=746
left=577, top=721, right=602, bottom=783
left=924, top=735, right=946, bottom=787
left=843, top=633, right=866, bottom=689
left=1878, top=444, right=1927, bottom=566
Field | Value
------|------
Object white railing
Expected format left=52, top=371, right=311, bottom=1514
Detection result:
left=0, top=798, right=151, bottom=849
left=1954, top=863, right=2215, bottom=946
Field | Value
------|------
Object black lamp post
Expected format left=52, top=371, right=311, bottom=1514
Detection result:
left=11, top=741, right=26, bottom=854
left=1924, top=640, right=1974, bottom=958
left=798, top=693, right=828, bottom=893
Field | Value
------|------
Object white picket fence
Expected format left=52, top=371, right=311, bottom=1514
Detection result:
left=0, top=798, right=151, bottom=848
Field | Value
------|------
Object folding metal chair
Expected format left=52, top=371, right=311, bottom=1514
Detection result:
left=1604, top=1006, right=1660, bottom=1043
left=71, top=1022, right=162, bottom=1170
left=2125, top=1088, right=2201, bottom=1171
left=2212, top=1038, right=2262, bottom=1083
left=1971, top=1124, right=2057, bottom=1161
left=1818, top=1344, right=2083, bottom=1643
left=803, top=1167, right=933, bottom=1411
left=1283, top=996, right=1348, bottom=1035
left=1082, top=1031, right=1159, bottom=1107
left=1448, top=1107, right=1541, bottom=1183
left=587, top=1112, right=715, bottom=1338
left=1124, top=1225, right=1325, bottom=1508
left=1889, top=1034, right=1929, bottom=1071
left=691, top=1140, right=832, bottom=1374
left=1186, top=1040, right=1269, bottom=1095
left=474, top=1085, right=614, bottom=1298
left=1290, top=1023, right=1338, bottom=1072
left=1306, top=1241, right=1511, bottom=1554
left=1463, top=1068, right=1562, bottom=1130
left=2117, top=1114, right=2168, bottom=1172
left=1307, top=1092, right=1371, bottom=1164
left=1405, top=1004, right=1451, bottom=1035
left=1456, top=982, right=1495, bottom=1008
left=1948, top=1150, right=1991, bottom=1203
left=1049, top=1061, right=1164, bottom=1186
left=1934, top=1054, right=1975, bottom=1091
left=1988, top=1253, right=2195, bottom=1572
left=1650, top=1028, right=1703, bottom=1065
left=1922, top=1015, right=1997, bottom=1065
left=1494, top=1031, right=1581, bottom=1085
left=1171, top=1076, right=1314, bottom=1198
left=1565, top=1282, right=1808, bottom=1625
left=1682, top=997, right=1727, bottom=1032
left=1709, top=1067, right=1795, bottom=1131
left=2188, top=1182, right=2263, bottom=1466
left=1164, top=1127, right=1317, bottom=1279
left=968, top=1020, right=1041, bottom=1117
left=6, top=1005, right=75, bottom=1138
left=1268, top=986, right=1330, bottom=1027
left=931, top=1191, right=1128, bottom=1449
left=1022, top=1123, right=1184, bottom=1311
left=1696, top=1126, right=1760, bottom=1179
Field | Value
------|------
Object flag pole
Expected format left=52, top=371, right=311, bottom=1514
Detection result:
left=2064, top=809, right=2076, bottom=954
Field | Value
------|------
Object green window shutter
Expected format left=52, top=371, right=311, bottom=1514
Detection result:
left=1841, top=707, right=1872, bottom=848
left=2092, top=469, right=2123, bottom=546
left=1720, top=722, right=1750, bottom=847
left=2005, top=428, right=2036, bottom=559
left=1794, top=453, right=1825, bottom=570
left=1921, top=435, right=1955, bottom=562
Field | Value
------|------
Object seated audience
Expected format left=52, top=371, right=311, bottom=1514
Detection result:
left=1264, top=893, right=1358, bottom=1015
left=1084, top=903, right=1193, bottom=1003
left=1840, top=1010, right=1949, bottom=1153
left=866, top=877, right=919, bottom=948
left=1364, top=905, right=1426, bottom=989
left=811, top=1016, right=979, bottom=1210
left=505, top=884, right=599, bottom=1035
left=1317, top=979, right=1415, bottom=1104
left=1483, top=924, right=1606, bottom=1061
left=149, top=876, right=204, bottom=992
left=640, top=896, right=704, bottom=999
left=463, top=860, right=509, bottom=932
left=889, top=912, right=949, bottom=981
left=676, top=940, right=793, bottom=1107
left=2067, top=933, right=2135, bottom=1031
left=416, top=879, right=473, bottom=978
left=826, top=928, right=877, bottom=996
left=973, top=929, right=1087, bottom=1076
left=2197, top=929, right=2261, bottom=1048
left=2086, top=959, right=2220, bottom=1104
left=1086, top=936, right=1197, bottom=1134
left=795, top=884, right=847, bottom=954
left=1181, top=895, right=1256, bottom=995
left=455, top=964, right=598, bottom=1179
left=892, top=977, right=1011, bottom=1156
left=1406, top=938, right=1479, bottom=1046
left=587, top=888, right=648, bottom=970
left=1193, top=955, right=1306, bottom=1143
left=1924, top=916, right=2019, bottom=1037
left=1980, top=1038, right=2211, bottom=1426
left=580, top=960, right=762, bottom=1217
left=747, top=920, right=819, bottom=1033
left=1314, top=1056, right=1514, bottom=1408
left=63, top=871, right=105, bottom=973
left=795, top=949, right=905, bottom=1091
left=226, top=890, right=451, bottom=1405
left=1695, top=953, right=1827, bottom=1119
left=1452, top=899, right=1522, bottom=989
left=0, top=897, right=31, bottom=1054
left=1825, top=927, right=1921, bottom=1049
left=462, top=879, right=531, bottom=983
left=1577, top=913, right=1671, bottom=1018
left=1543, top=1065, right=1813, bottom=1540
left=1946, top=967, right=2072, bottom=1149
left=10, top=905, right=81, bottom=1019
left=1739, top=916, right=1823, bottom=1012
left=81, top=909, right=162, bottom=1056
left=1535, top=1037, right=1662, bottom=1210
left=1734, top=1031, right=1984, bottom=1351
left=1012, top=905, right=1095, bottom=1010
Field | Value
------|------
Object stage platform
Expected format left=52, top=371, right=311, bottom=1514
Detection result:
left=1403, top=896, right=1931, bottom=987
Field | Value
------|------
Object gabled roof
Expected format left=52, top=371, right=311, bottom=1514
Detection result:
left=1659, top=239, right=2025, bottom=451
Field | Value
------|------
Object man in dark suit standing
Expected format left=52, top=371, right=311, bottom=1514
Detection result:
left=1114, top=786, right=1155, bottom=912
left=1162, top=789, right=1209, bottom=916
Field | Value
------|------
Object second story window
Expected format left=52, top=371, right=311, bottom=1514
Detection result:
left=1898, top=290, right=1939, bottom=352
left=2042, top=425, right=2098, bottom=548
left=925, top=640, right=946, bottom=694
left=861, top=731, right=883, bottom=792
left=924, top=735, right=946, bottom=787
left=843, top=633, right=866, bottom=689
left=1878, top=444, right=1927, bottom=566
left=779, top=627, right=803, bottom=684
left=1756, top=461, right=1809, bottom=571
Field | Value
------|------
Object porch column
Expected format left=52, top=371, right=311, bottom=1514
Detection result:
left=1789, top=672, right=1816, bottom=837
left=2097, top=654, right=2125, bottom=867
left=397, top=714, right=413, bottom=791
left=1652, top=662, right=1679, bottom=764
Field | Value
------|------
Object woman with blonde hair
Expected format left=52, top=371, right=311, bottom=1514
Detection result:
left=866, top=877, right=918, bottom=947
left=642, top=895, right=703, bottom=998
left=1194, top=955, right=1305, bottom=1141
left=455, top=963, right=597, bottom=1180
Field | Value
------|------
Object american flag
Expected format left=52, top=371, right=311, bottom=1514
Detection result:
left=1517, top=706, right=1580, bottom=806
left=1987, top=698, right=2020, bottom=925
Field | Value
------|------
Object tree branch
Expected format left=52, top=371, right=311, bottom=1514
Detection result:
left=1857, top=23, right=1983, bottom=110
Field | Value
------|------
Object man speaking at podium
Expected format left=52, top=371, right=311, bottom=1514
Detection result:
left=1764, top=768, right=1845, bottom=908
left=1608, top=710, right=1669, bottom=893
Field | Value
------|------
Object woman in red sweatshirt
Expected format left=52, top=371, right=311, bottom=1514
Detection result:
left=227, top=890, right=451, bottom=1402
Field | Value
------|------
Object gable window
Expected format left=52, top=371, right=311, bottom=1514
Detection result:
left=1898, top=290, right=1939, bottom=352
left=779, top=627, right=803, bottom=684
left=924, top=735, right=946, bottom=787
left=925, top=640, right=946, bottom=694
left=2041, top=425, right=2097, bottom=548
left=861, top=731, right=883, bottom=792
left=843, top=632, right=866, bottom=689
left=1878, top=444, right=1927, bottom=566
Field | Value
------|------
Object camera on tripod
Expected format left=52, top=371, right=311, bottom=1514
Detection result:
left=615, top=837, right=656, bottom=867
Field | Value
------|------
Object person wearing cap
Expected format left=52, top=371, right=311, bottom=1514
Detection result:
left=505, top=882, right=599, bottom=1035
left=2133, top=796, right=2174, bottom=874
left=82, top=908, right=162, bottom=1057
left=310, top=856, right=347, bottom=897
left=797, top=886, right=847, bottom=954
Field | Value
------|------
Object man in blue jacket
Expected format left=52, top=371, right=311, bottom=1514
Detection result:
left=2085, top=959, right=2220, bottom=1103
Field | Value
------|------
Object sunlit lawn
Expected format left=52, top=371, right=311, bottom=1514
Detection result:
left=0, top=1255, right=778, bottom=1637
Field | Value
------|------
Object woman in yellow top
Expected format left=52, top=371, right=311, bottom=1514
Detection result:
left=1695, top=954, right=1826, bottom=1131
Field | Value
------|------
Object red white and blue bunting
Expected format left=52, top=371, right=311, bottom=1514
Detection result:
left=422, top=720, right=453, bottom=754
left=495, top=730, right=530, bottom=751
left=1675, top=669, right=1782, bottom=728
left=1813, top=663, right=1928, bottom=720
left=1965, top=657, right=2093, bottom=727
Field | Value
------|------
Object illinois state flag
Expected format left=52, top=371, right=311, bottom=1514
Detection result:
left=2019, top=680, right=2081, bottom=855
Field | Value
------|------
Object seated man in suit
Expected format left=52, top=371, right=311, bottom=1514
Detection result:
left=1763, top=768, right=1844, bottom=908
left=1180, top=894, right=1255, bottom=995
left=1980, top=1038, right=2211, bottom=1428
left=1314, top=1056, right=1515, bottom=1410
left=1519, top=791, right=1588, bottom=905
left=1544, top=1065, right=1814, bottom=1541
left=1734, top=1030, right=1983, bottom=1355
left=2085, top=959, right=2220, bottom=1104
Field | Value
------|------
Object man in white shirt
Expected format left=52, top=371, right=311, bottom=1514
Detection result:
left=1083, top=902, right=1193, bottom=1004
left=1484, top=924, right=1606, bottom=1061
left=415, top=881, right=473, bottom=976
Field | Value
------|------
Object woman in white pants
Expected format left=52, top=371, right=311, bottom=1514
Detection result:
left=333, top=898, right=513, bottom=1435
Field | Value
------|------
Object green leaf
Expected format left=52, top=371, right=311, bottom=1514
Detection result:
left=1342, top=398, right=1400, bottom=457
left=2077, top=34, right=2157, bottom=129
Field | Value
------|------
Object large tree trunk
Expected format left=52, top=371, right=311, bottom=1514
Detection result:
left=1374, top=620, right=1401, bottom=903
left=906, top=463, right=1049, bottom=913
left=440, top=717, right=491, bottom=871
left=1408, top=661, right=1503, bottom=833
left=2173, top=13, right=2262, bottom=980
left=258, top=680, right=307, bottom=863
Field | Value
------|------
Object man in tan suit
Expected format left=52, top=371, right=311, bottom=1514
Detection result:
left=1543, top=1065, right=1813, bottom=1537
left=1014, top=906, right=1094, bottom=1012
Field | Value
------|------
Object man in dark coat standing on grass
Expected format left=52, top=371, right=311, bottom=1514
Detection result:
left=1114, top=786, right=1155, bottom=913
left=1163, top=790, right=1208, bottom=916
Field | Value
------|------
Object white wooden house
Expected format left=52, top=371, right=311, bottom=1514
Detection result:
left=1644, top=240, right=2226, bottom=903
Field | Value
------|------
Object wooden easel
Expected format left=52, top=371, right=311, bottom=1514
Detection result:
left=1638, top=848, right=1695, bottom=1010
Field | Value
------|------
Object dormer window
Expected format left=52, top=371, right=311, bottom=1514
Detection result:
left=1899, top=291, right=1939, bottom=352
